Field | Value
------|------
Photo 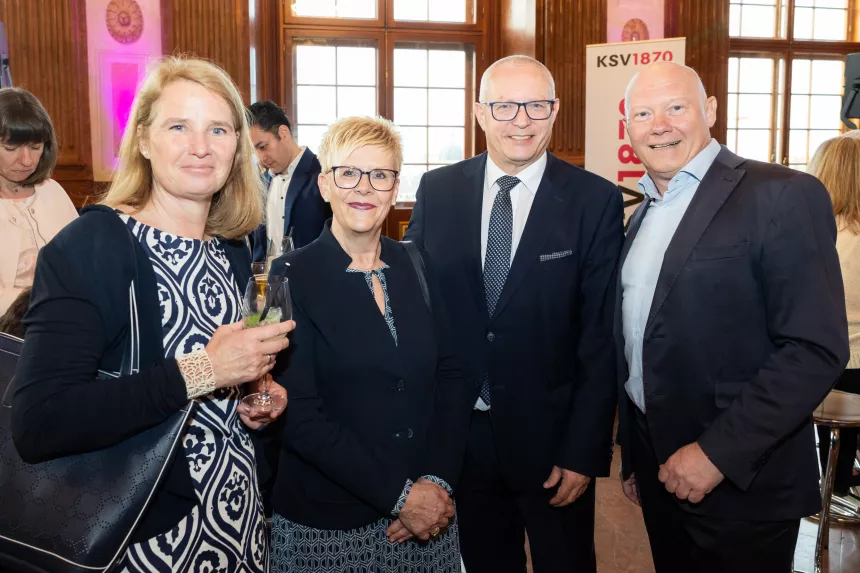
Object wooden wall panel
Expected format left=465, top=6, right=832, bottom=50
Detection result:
left=162, top=0, right=251, bottom=102
left=539, top=0, right=606, bottom=166
left=666, top=0, right=730, bottom=144
left=0, top=0, right=93, bottom=204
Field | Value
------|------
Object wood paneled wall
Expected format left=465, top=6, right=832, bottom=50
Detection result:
left=539, top=0, right=607, bottom=165
left=666, top=0, right=730, bottom=144
left=489, top=0, right=730, bottom=166
left=161, top=0, right=251, bottom=101
left=0, top=0, right=93, bottom=204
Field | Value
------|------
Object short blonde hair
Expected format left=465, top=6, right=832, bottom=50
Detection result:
left=808, top=132, right=860, bottom=234
left=317, top=116, right=403, bottom=173
left=101, top=56, right=262, bottom=239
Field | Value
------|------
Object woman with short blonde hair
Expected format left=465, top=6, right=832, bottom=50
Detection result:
left=268, top=115, right=471, bottom=572
left=809, top=132, right=860, bottom=495
left=13, top=57, right=293, bottom=572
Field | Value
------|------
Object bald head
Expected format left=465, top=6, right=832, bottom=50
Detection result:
left=623, top=61, right=717, bottom=194
left=624, top=62, right=707, bottom=120
left=479, top=55, right=555, bottom=102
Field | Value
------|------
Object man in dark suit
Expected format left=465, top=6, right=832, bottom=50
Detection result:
left=617, top=61, right=849, bottom=573
left=404, top=55, right=623, bottom=572
left=248, top=101, right=329, bottom=260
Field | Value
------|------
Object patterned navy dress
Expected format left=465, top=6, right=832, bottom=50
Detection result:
left=116, top=216, right=268, bottom=573
left=270, top=264, right=461, bottom=573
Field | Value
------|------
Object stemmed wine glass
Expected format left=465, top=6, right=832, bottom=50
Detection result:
left=240, top=275, right=291, bottom=413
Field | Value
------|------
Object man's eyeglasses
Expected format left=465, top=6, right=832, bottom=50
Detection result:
left=480, top=100, right=555, bottom=121
left=329, top=166, right=399, bottom=192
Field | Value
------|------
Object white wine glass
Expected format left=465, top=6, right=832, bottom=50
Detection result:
left=240, top=275, right=291, bottom=413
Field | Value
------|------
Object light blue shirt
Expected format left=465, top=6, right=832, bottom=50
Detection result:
left=621, top=139, right=722, bottom=412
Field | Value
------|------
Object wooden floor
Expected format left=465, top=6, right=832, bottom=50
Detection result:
left=520, top=445, right=860, bottom=573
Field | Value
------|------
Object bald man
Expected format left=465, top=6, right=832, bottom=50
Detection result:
left=405, top=55, right=622, bottom=572
left=616, top=61, right=849, bottom=572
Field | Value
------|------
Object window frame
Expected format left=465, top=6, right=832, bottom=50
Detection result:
left=278, top=1, right=486, bottom=215
left=283, top=0, right=387, bottom=28
left=386, top=31, right=478, bottom=206
left=729, top=0, right=860, bottom=166
left=385, top=0, right=482, bottom=32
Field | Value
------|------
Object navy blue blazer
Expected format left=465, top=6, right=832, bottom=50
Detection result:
left=250, top=148, right=330, bottom=260
left=404, top=151, right=624, bottom=490
left=270, top=223, right=474, bottom=530
left=615, top=148, right=849, bottom=521
left=12, top=205, right=252, bottom=542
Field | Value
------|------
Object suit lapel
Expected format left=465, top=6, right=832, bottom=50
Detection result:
left=644, top=151, right=746, bottom=333
left=491, top=153, right=568, bottom=319
left=461, top=153, right=489, bottom=318
left=282, top=149, right=317, bottom=236
left=619, top=199, right=651, bottom=271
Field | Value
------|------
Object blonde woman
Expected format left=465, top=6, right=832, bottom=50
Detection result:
left=269, top=116, right=473, bottom=572
left=0, top=88, right=77, bottom=314
left=809, top=132, right=860, bottom=496
left=12, top=57, right=293, bottom=572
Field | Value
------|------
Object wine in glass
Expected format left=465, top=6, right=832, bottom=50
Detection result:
left=241, top=275, right=291, bottom=413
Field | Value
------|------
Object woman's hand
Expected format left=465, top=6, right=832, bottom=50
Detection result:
left=238, top=375, right=288, bottom=430
left=205, top=319, right=295, bottom=389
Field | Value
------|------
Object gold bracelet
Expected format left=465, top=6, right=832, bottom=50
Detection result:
left=178, top=348, right=216, bottom=399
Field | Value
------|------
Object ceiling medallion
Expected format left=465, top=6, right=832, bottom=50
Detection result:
left=106, top=0, right=144, bottom=45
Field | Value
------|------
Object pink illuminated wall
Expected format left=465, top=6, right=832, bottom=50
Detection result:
left=110, top=62, right=139, bottom=156
left=86, top=0, right=162, bottom=181
left=607, top=0, right=665, bottom=43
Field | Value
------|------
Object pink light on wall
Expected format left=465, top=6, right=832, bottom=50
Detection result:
left=607, top=0, right=665, bottom=43
left=110, top=62, right=139, bottom=156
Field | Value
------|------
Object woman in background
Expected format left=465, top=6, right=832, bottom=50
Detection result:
left=0, top=87, right=77, bottom=313
left=808, top=132, right=860, bottom=497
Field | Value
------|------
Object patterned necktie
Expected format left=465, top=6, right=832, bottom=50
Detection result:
left=480, top=175, right=519, bottom=406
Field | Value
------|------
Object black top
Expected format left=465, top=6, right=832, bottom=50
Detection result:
left=11, top=205, right=253, bottom=541
left=404, top=152, right=624, bottom=489
left=271, top=222, right=474, bottom=530
left=615, top=148, right=849, bottom=520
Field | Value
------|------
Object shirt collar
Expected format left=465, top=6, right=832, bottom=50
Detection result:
left=637, top=138, right=722, bottom=201
left=269, top=146, right=307, bottom=178
left=485, top=150, right=548, bottom=195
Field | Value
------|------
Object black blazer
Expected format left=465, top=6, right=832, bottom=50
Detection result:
left=404, top=151, right=624, bottom=491
left=11, top=205, right=253, bottom=542
left=271, top=223, right=473, bottom=530
left=615, top=147, right=849, bottom=521
left=250, top=148, right=330, bottom=260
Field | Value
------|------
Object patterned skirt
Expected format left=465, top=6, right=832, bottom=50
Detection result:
left=270, top=513, right=461, bottom=573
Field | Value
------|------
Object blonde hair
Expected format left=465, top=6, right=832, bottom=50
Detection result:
left=808, top=132, right=860, bottom=234
left=101, top=56, right=262, bottom=239
left=317, top=116, right=403, bottom=173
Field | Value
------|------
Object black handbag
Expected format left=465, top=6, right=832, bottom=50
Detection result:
left=0, top=240, right=195, bottom=572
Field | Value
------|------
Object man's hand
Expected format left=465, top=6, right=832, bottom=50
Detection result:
left=621, top=472, right=640, bottom=506
left=658, top=442, right=724, bottom=503
left=543, top=466, right=591, bottom=507
left=395, top=481, right=455, bottom=541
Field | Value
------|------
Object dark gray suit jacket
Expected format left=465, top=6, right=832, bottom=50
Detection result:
left=615, top=147, right=849, bottom=520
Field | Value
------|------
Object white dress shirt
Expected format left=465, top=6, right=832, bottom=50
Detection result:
left=621, top=139, right=722, bottom=412
left=480, top=151, right=547, bottom=268
left=475, top=151, right=548, bottom=410
left=265, top=147, right=307, bottom=254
